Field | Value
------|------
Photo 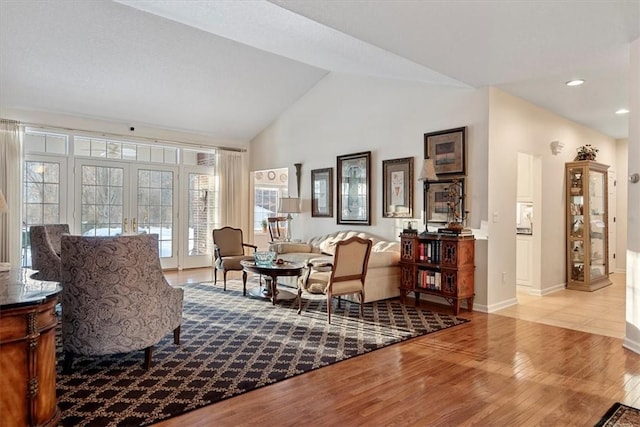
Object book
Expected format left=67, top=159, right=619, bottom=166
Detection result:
left=437, top=228, right=473, bottom=235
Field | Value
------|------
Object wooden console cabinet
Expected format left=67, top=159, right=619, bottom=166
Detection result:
left=398, top=233, right=475, bottom=315
left=0, top=269, right=61, bottom=427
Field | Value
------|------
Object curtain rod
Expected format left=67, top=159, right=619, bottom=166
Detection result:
left=12, top=120, right=248, bottom=153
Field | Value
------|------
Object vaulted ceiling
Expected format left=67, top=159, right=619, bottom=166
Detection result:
left=1, top=0, right=638, bottom=141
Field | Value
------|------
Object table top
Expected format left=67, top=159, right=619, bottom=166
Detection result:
left=240, top=259, right=305, bottom=274
left=0, top=268, right=62, bottom=309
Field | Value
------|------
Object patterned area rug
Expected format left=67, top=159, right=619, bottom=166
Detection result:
left=595, top=402, right=640, bottom=426
left=56, top=279, right=469, bottom=426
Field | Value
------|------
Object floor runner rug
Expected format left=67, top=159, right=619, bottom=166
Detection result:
left=595, top=402, right=640, bottom=426
left=56, top=279, right=469, bottom=426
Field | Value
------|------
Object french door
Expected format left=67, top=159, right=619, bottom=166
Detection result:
left=74, top=159, right=178, bottom=269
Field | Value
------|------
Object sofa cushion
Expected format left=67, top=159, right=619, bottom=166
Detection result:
left=271, top=242, right=313, bottom=254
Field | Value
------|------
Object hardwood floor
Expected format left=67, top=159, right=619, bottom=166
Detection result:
left=158, top=269, right=637, bottom=426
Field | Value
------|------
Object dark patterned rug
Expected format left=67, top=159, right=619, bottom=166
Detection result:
left=595, top=402, right=640, bottom=426
left=56, top=279, right=469, bottom=426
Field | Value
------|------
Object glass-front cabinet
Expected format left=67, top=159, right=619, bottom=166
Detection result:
left=565, top=161, right=611, bottom=291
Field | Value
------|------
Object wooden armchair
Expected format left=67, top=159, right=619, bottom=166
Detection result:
left=298, top=236, right=372, bottom=323
left=267, top=217, right=287, bottom=243
left=212, top=227, right=257, bottom=295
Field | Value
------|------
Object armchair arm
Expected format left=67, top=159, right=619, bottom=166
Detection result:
left=242, top=243, right=257, bottom=252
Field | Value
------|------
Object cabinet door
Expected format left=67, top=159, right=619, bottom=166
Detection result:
left=400, top=265, right=415, bottom=290
left=568, top=166, right=586, bottom=282
left=588, top=168, right=607, bottom=280
left=441, top=240, right=458, bottom=267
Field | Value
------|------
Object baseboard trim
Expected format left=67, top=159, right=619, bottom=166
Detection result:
left=623, top=337, right=640, bottom=355
left=487, top=298, right=518, bottom=313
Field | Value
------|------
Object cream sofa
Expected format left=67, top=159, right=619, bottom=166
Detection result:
left=269, top=230, right=400, bottom=303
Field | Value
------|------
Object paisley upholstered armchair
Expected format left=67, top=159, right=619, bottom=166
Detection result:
left=29, top=224, right=69, bottom=281
left=60, top=233, right=183, bottom=373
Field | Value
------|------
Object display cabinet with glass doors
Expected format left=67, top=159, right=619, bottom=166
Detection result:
left=565, top=161, right=611, bottom=291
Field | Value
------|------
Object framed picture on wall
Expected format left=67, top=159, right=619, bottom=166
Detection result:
left=311, top=168, right=333, bottom=217
left=424, top=127, right=466, bottom=176
left=382, top=157, right=413, bottom=218
left=337, top=151, right=371, bottom=225
left=427, top=178, right=465, bottom=225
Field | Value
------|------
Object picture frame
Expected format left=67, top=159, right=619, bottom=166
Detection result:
left=424, top=127, right=466, bottom=176
left=337, top=151, right=371, bottom=225
left=427, top=178, right=465, bottom=225
left=382, top=157, right=413, bottom=218
left=311, top=167, right=333, bottom=217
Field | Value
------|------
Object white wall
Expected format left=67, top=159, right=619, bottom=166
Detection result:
left=251, top=72, right=492, bottom=308
left=616, top=138, right=629, bottom=272
left=0, top=108, right=248, bottom=149
left=487, top=88, right=618, bottom=308
left=624, top=37, right=640, bottom=354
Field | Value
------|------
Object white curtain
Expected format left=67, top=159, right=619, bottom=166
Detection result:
left=0, top=120, right=22, bottom=265
left=216, top=150, right=248, bottom=230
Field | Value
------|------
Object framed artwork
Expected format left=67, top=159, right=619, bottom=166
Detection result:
left=337, top=151, right=371, bottom=225
left=424, top=127, right=466, bottom=176
left=382, top=157, right=413, bottom=218
left=427, top=178, right=465, bottom=225
left=311, top=167, right=333, bottom=217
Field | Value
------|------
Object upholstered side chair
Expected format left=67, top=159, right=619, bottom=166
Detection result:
left=60, top=233, right=183, bottom=373
left=212, top=226, right=257, bottom=295
left=29, top=224, right=69, bottom=281
left=299, top=236, right=373, bottom=323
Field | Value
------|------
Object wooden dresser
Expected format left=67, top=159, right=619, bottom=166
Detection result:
left=0, top=268, right=61, bottom=427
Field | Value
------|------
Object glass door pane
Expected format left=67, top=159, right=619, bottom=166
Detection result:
left=589, top=169, right=606, bottom=279
left=180, top=169, right=217, bottom=269
left=79, top=164, right=125, bottom=236
left=136, top=168, right=175, bottom=264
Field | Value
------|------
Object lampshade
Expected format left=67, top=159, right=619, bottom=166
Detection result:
left=279, top=197, right=300, bottom=214
left=418, top=158, right=438, bottom=181
left=0, top=190, right=7, bottom=214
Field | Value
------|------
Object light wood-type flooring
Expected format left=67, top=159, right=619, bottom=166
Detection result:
left=156, top=269, right=637, bottom=426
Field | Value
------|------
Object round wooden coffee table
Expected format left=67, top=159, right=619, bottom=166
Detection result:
left=240, top=260, right=305, bottom=305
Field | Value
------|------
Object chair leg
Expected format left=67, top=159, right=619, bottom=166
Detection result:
left=297, top=287, right=303, bottom=314
left=173, top=325, right=181, bottom=345
left=223, top=271, right=228, bottom=291
left=144, top=346, right=153, bottom=369
left=242, top=270, right=247, bottom=296
left=327, top=293, right=332, bottom=324
left=213, top=268, right=218, bottom=286
left=359, top=292, right=364, bottom=318
left=63, top=351, right=74, bottom=374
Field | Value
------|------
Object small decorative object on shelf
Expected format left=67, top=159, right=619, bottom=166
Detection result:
left=575, top=144, right=599, bottom=161
left=445, top=179, right=466, bottom=230
left=402, top=221, right=418, bottom=236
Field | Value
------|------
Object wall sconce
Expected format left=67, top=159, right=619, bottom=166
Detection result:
left=550, top=140, right=564, bottom=155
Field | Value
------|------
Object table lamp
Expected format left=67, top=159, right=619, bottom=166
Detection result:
left=279, top=197, right=300, bottom=242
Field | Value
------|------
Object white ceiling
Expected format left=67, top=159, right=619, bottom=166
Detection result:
left=1, top=0, right=638, bottom=141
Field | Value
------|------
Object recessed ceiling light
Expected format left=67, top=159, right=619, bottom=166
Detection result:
left=566, top=79, right=585, bottom=87
left=615, top=108, right=629, bottom=115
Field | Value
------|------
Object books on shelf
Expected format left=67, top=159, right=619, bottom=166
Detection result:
left=417, top=240, right=441, bottom=263
left=417, top=269, right=441, bottom=291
